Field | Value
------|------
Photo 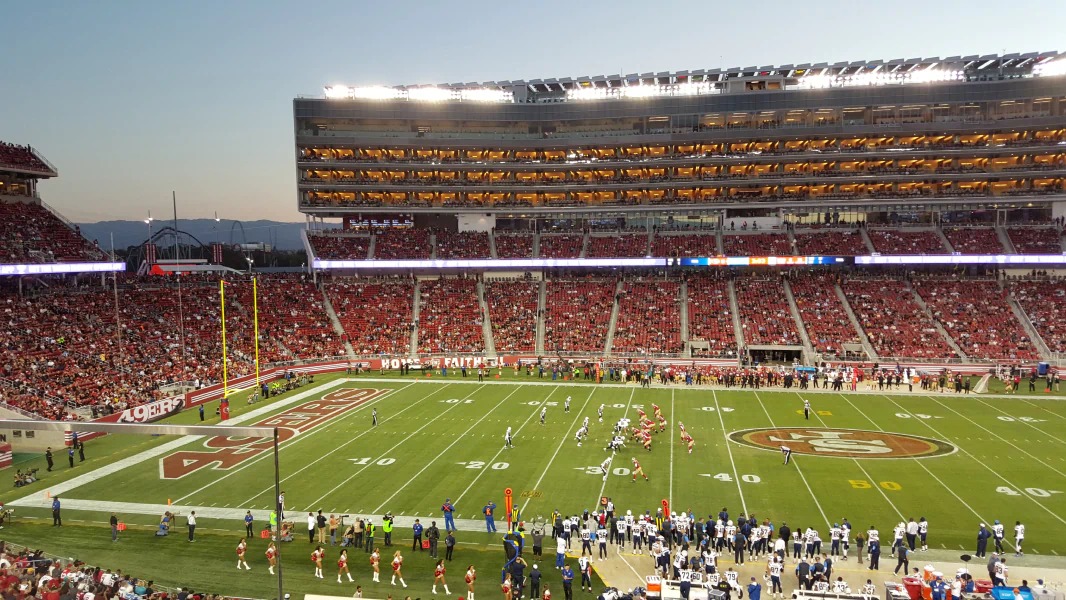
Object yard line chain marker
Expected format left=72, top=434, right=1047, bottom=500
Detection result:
left=753, top=391, right=830, bottom=529
left=174, top=381, right=420, bottom=505
left=837, top=393, right=1009, bottom=548
left=305, top=384, right=488, bottom=509
left=929, top=396, right=1066, bottom=479
left=454, top=386, right=561, bottom=506
left=883, top=395, right=1066, bottom=528
left=372, top=386, right=526, bottom=514
left=520, top=387, right=598, bottom=514
left=595, top=388, right=635, bottom=507
left=713, top=390, right=747, bottom=515
left=236, top=383, right=448, bottom=507
left=802, top=392, right=904, bottom=521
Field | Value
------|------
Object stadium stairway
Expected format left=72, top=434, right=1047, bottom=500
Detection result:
left=319, top=286, right=357, bottom=359
left=1005, top=286, right=1053, bottom=361
left=727, top=279, right=746, bottom=349
left=679, top=280, right=690, bottom=357
left=408, top=280, right=421, bottom=357
left=578, top=232, right=590, bottom=258
left=366, top=233, right=376, bottom=259
left=645, top=227, right=655, bottom=254
left=715, top=227, right=724, bottom=254
left=782, top=278, right=817, bottom=363
left=996, top=225, right=1018, bottom=253
left=907, top=282, right=970, bottom=361
left=602, top=280, right=623, bottom=356
left=835, top=282, right=879, bottom=360
left=531, top=232, right=541, bottom=258
left=859, top=227, right=877, bottom=253
left=488, top=232, right=498, bottom=259
left=785, top=228, right=798, bottom=255
left=936, top=226, right=956, bottom=253
left=535, top=279, right=546, bottom=355
left=429, top=233, right=437, bottom=259
left=476, top=280, right=498, bottom=358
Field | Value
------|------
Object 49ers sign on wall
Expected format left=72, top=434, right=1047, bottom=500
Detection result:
left=729, top=428, right=956, bottom=459
left=159, top=388, right=388, bottom=479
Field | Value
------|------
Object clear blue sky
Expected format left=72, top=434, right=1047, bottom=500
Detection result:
left=3, top=1, right=1063, bottom=223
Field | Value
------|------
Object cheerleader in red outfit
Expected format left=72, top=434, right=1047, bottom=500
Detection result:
left=337, top=549, right=353, bottom=583
left=370, top=548, right=381, bottom=582
left=391, top=550, right=407, bottom=588
left=501, top=573, right=512, bottom=600
left=236, top=539, right=250, bottom=570
left=311, top=545, right=324, bottom=579
left=465, top=565, right=477, bottom=600
left=432, top=559, right=450, bottom=595
left=266, top=542, right=277, bottom=575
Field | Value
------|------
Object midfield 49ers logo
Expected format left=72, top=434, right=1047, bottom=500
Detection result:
left=160, top=388, right=389, bottom=479
left=728, top=428, right=956, bottom=459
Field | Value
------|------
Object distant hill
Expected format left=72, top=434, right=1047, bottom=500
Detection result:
left=76, top=219, right=308, bottom=251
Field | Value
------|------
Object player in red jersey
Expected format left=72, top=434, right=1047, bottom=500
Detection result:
left=432, top=559, right=450, bottom=595
left=370, top=548, right=381, bottom=582
left=391, top=550, right=407, bottom=587
left=236, top=538, right=250, bottom=570
left=465, top=565, right=477, bottom=600
left=337, top=549, right=353, bottom=583
left=265, top=541, right=277, bottom=574
left=632, top=457, right=649, bottom=482
left=681, top=430, right=695, bottom=454
left=311, top=545, right=324, bottom=579
left=640, top=430, right=652, bottom=451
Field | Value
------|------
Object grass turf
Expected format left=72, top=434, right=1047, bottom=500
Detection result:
left=6, top=375, right=1066, bottom=597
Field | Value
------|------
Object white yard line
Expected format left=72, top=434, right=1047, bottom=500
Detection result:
left=520, top=387, right=598, bottom=514
left=454, top=386, right=560, bottom=506
left=371, top=386, right=526, bottom=514
left=804, top=392, right=904, bottom=521
left=883, top=395, right=1066, bottom=527
left=837, top=393, right=1000, bottom=540
left=669, top=388, right=675, bottom=508
left=753, top=391, right=830, bottom=528
left=12, top=378, right=354, bottom=505
left=973, top=397, right=1066, bottom=447
left=712, top=390, right=747, bottom=515
left=174, top=382, right=418, bottom=505
left=595, top=388, right=635, bottom=505
left=236, top=383, right=444, bottom=507
left=1019, top=399, right=1066, bottom=421
left=304, top=385, right=487, bottom=509
left=929, top=396, right=1066, bottom=478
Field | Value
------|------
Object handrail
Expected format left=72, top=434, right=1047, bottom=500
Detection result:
left=29, top=146, right=59, bottom=175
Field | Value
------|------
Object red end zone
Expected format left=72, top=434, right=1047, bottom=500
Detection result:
left=160, top=388, right=389, bottom=479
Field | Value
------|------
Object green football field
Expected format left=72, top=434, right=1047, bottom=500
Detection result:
left=6, top=373, right=1066, bottom=597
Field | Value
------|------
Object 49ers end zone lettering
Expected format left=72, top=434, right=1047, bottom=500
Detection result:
left=160, top=388, right=388, bottom=479
left=728, top=427, right=956, bottom=459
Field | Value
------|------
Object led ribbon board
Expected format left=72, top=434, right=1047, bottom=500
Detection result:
left=0, top=262, right=125, bottom=276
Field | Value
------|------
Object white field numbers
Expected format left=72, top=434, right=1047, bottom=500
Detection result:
left=699, top=407, right=734, bottom=412
left=348, top=457, right=396, bottom=466
left=581, top=466, right=634, bottom=476
left=700, top=473, right=761, bottom=483
left=525, top=401, right=558, bottom=406
left=458, top=461, right=510, bottom=470
left=996, top=486, right=1062, bottom=498
left=443, top=399, right=475, bottom=404
left=897, top=412, right=1045, bottom=423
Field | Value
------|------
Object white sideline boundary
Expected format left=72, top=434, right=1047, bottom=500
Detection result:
left=10, top=378, right=354, bottom=506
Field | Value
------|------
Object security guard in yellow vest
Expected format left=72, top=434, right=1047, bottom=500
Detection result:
left=511, top=506, right=521, bottom=532
left=382, top=514, right=393, bottom=546
left=364, top=519, right=375, bottom=553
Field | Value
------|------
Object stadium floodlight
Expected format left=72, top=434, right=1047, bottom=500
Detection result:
left=459, top=88, right=513, bottom=102
left=407, top=87, right=455, bottom=102
left=1034, top=58, right=1066, bottom=77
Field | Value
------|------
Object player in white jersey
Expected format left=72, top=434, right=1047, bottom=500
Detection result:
left=724, top=567, right=741, bottom=596
left=540, top=406, right=547, bottom=425
left=1014, top=521, right=1025, bottom=557
left=861, top=580, right=877, bottom=597
left=781, top=445, right=792, bottom=465
left=918, top=517, right=929, bottom=552
left=565, top=396, right=571, bottom=412
left=992, top=520, right=1005, bottom=553
left=606, top=435, right=625, bottom=452
left=583, top=416, right=590, bottom=429
left=702, top=548, right=718, bottom=574
left=804, top=528, right=816, bottom=558
left=891, top=522, right=905, bottom=556
left=575, top=425, right=588, bottom=446
left=767, top=558, right=784, bottom=598
left=599, top=456, right=612, bottom=481
left=598, top=404, right=605, bottom=422
left=504, top=426, right=514, bottom=449
left=813, top=580, right=830, bottom=592
left=830, top=524, right=842, bottom=559
left=715, top=520, right=726, bottom=552
left=725, top=522, right=737, bottom=552
left=840, top=520, right=851, bottom=560
left=832, top=578, right=849, bottom=593
left=791, top=530, right=802, bottom=562
left=803, top=399, right=811, bottom=420
left=993, top=559, right=1009, bottom=586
